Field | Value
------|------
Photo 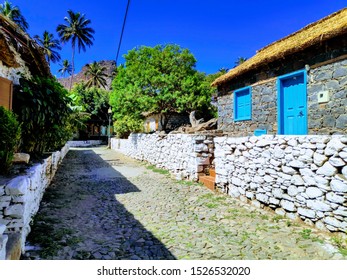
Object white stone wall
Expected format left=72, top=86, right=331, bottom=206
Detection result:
left=111, top=133, right=214, bottom=181
left=214, top=135, right=347, bottom=233
left=67, top=140, right=102, bottom=147
left=0, top=144, right=69, bottom=255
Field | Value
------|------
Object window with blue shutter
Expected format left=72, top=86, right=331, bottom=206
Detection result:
left=234, top=86, right=252, bottom=121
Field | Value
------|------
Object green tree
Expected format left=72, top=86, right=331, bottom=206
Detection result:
left=56, top=10, right=95, bottom=90
left=235, top=57, right=247, bottom=67
left=58, top=59, right=72, bottom=77
left=34, top=30, right=61, bottom=64
left=0, top=0, right=29, bottom=31
left=84, top=61, right=108, bottom=89
left=110, top=44, right=214, bottom=132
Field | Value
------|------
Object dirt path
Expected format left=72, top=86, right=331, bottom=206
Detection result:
left=23, top=146, right=345, bottom=260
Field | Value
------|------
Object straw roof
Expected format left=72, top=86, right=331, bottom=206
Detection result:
left=212, top=8, right=347, bottom=87
left=0, top=14, right=51, bottom=77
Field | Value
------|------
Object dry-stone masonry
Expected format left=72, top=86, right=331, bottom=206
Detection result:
left=214, top=135, right=347, bottom=233
left=67, top=140, right=102, bottom=147
left=0, top=144, right=69, bottom=258
left=111, top=133, right=214, bottom=181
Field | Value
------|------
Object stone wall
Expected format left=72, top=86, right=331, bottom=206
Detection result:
left=0, top=144, right=69, bottom=258
left=111, top=133, right=214, bottom=181
left=67, top=140, right=102, bottom=147
left=214, top=135, right=347, bottom=233
left=218, top=58, right=347, bottom=135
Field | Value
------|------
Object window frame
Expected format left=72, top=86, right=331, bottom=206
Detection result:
left=233, top=86, right=252, bottom=122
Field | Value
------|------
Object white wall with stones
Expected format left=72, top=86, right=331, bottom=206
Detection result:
left=0, top=144, right=69, bottom=258
left=214, top=135, right=347, bottom=233
left=111, top=133, right=214, bottom=181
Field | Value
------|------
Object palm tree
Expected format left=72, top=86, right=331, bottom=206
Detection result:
left=56, top=10, right=95, bottom=90
left=218, top=67, right=229, bottom=74
left=84, top=61, right=108, bottom=89
left=0, top=1, right=29, bottom=31
left=34, top=31, right=61, bottom=64
left=58, top=59, right=72, bottom=77
left=235, top=57, right=247, bottom=67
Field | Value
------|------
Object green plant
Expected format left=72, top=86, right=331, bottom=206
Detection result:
left=331, top=236, right=347, bottom=256
left=300, top=229, right=312, bottom=239
left=13, top=76, right=72, bottom=157
left=0, top=106, right=21, bottom=174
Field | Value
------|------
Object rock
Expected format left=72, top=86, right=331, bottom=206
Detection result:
left=329, top=157, right=345, bottom=167
left=269, top=197, right=280, bottom=205
left=280, top=200, right=295, bottom=212
left=302, top=175, right=316, bottom=186
left=299, top=168, right=315, bottom=177
left=282, top=166, right=296, bottom=175
left=256, top=193, right=269, bottom=203
left=307, top=200, right=331, bottom=212
left=256, top=140, right=273, bottom=147
left=5, top=176, right=29, bottom=196
left=323, top=217, right=343, bottom=228
left=330, top=179, right=347, bottom=193
left=4, top=204, right=24, bottom=218
left=325, top=138, right=345, bottom=156
left=272, top=188, right=284, bottom=199
left=288, top=160, right=305, bottom=169
left=291, top=175, right=304, bottom=186
left=275, top=208, right=286, bottom=216
left=232, top=177, right=242, bottom=186
left=326, top=192, right=344, bottom=204
left=333, top=209, right=347, bottom=217
left=0, top=225, right=6, bottom=235
left=313, top=152, right=328, bottom=167
left=288, top=185, right=299, bottom=196
left=316, top=162, right=338, bottom=177
left=298, top=208, right=316, bottom=218
left=12, top=153, right=30, bottom=164
left=264, top=175, right=274, bottom=183
left=342, top=166, right=347, bottom=177
left=306, top=187, right=323, bottom=198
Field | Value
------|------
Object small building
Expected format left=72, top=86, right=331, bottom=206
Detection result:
left=212, top=8, right=347, bottom=136
left=0, top=14, right=50, bottom=110
left=143, top=112, right=190, bottom=132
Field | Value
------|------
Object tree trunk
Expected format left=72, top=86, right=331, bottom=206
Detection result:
left=69, top=45, right=75, bottom=91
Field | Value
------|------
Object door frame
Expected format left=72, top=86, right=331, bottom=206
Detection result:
left=277, top=69, right=307, bottom=135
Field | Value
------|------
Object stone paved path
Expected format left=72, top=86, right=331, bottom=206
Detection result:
left=23, top=146, right=346, bottom=260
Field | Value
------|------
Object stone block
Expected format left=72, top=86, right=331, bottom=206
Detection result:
left=306, top=187, right=323, bottom=198
left=291, top=175, right=304, bottom=186
left=316, top=162, right=338, bottom=177
left=0, top=224, right=6, bottom=235
left=12, top=153, right=30, bottom=164
left=313, top=152, right=328, bottom=167
left=298, top=208, right=316, bottom=218
left=4, top=204, right=24, bottom=218
left=0, top=235, right=8, bottom=260
left=307, top=200, right=331, bottom=212
left=288, top=160, right=305, bottom=169
left=323, top=217, right=344, bottom=228
left=5, top=176, right=29, bottom=196
left=282, top=166, right=296, bottom=175
left=256, top=193, right=269, bottom=204
left=326, top=192, right=345, bottom=204
left=280, top=200, right=295, bottom=212
left=329, top=157, right=345, bottom=167
left=325, top=138, right=345, bottom=156
left=330, top=179, right=347, bottom=193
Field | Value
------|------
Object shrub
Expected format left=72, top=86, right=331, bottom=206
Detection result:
left=0, top=106, right=21, bottom=174
left=13, top=76, right=72, bottom=157
left=114, top=116, right=143, bottom=138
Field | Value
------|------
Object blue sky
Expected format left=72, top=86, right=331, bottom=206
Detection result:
left=11, top=0, right=347, bottom=76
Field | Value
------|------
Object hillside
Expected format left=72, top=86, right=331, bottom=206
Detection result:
left=58, top=60, right=117, bottom=90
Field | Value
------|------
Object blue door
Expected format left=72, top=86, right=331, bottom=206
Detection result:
left=278, top=70, right=307, bottom=135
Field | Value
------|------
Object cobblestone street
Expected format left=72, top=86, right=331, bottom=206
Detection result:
left=24, top=146, right=346, bottom=260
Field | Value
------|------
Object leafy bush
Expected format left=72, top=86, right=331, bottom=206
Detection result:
left=13, top=76, right=72, bottom=156
left=114, top=116, right=143, bottom=138
left=0, top=106, right=21, bottom=174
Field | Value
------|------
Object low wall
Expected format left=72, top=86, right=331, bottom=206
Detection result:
left=67, top=140, right=102, bottom=147
left=111, top=133, right=214, bottom=181
left=214, top=135, right=347, bottom=233
left=0, top=144, right=69, bottom=259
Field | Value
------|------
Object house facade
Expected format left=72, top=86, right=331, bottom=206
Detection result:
left=0, top=14, right=49, bottom=110
left=212, top=8, right=347, bottom=136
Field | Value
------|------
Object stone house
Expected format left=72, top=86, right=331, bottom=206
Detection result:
left=212, top=8, right=347, bottom=136
left=143, top=112, right=190, bottom=132
left=0, top=14, right=50, bottom=110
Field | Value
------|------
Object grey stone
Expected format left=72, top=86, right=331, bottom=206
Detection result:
left=323, top=217, right=343, bottom=228
left=313, top=152, right=328, bottom=167
left=342, top=166, right=347, bottom=177
left=272, top=188, right=284, bottom=199
left=330, top=179, right=347, bottom=193
left=289, top=160, right=305, bottom=169
left=333, top=209, right=347, bottom=217
left=325, top=138, right=345, bottom=156
left=326, top=192, right=345, bottom=204
left=316, top=162, right=338, bottom=177
left=256, top=193, right=269, bottom=204
left=291, top=175, right=304, bottom=186
left=339, top=151, right=347, bottom=160
left=329, top=157, right=346, bottom=167
left=5, top=176, right=29, bottom=196
left=4, top=204, right=24, bottom=218
left=307, top=200, right=331, bottom=212
left=336, top=115, right=347, bottom=129
left=282, top=166, right=296, bottom=175
left=0, top=224, right=6, bottom=235
left=333, top=66, right=347, bottom=78
left=269, top=197, right=280, bottom=205
left=280, top=200, right=295, bottom=212
left=306, top=187, right=323, bottom=198
left=288, top=185, right=299, bottom=196
left=298, top=208, right=316, bottom=218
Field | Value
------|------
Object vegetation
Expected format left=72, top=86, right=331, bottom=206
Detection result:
left=57, top=10, right=95, bottom=89
left=235, top=57, right=247, bottom=67
left=34, top=31, right=62, bottom=64
left=0, top=106, right=21, bottom=174
left=0, top=0, right=29, bottom=31
left=110, top=44, right=216, bottom=136
left=84, top=61, right=108, bottom=89
left=13, top=76, right=72, bottom=157
left=58, top=59, right=72, bottom=77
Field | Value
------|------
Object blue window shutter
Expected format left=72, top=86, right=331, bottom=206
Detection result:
left=234, top=87, right=251, bottom=121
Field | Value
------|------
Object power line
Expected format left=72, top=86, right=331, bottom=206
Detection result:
left=115, top=0, right=131, bottom=66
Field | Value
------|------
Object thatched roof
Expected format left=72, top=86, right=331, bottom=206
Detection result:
left=0, top=14, right=51, bottom=77
left=212, top=8, right=347, bottom=87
